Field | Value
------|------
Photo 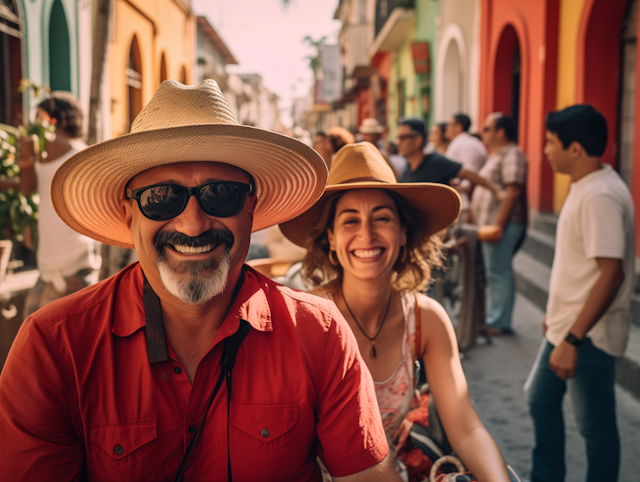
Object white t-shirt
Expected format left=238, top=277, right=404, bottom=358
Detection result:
left=546, top=164, right=636, bottom=357
left=444, top=132, right=487, bottom=210
left=34, top=141, right=101, bottom=285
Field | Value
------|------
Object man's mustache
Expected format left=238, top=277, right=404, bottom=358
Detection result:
left=154, top=228, right=234, bottom=255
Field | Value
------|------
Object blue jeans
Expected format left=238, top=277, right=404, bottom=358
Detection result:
left=525, top=339, right=619, bottom=482
left=481, top=222, right=525, bottom=330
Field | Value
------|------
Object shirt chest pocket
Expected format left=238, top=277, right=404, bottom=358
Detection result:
left=88, top=422, right=157, bottom=481
left=229, top=404, right=300, bottom=478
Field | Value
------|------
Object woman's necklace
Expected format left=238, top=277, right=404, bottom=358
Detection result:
left=340, top=285, right=392, bottom=359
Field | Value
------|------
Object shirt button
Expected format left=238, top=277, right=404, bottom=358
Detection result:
left=261, top=429, right=270, bottom=438
left=188, top=425, right=196, bottom=434
left=161, top=372, right=168, bottom=380
left=113, top=445, right=124, bottom=455
left=174, top=367, right=182, bottom=375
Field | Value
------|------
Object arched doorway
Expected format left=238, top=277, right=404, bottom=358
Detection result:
left=49, top=0, right=71, bottom=92
left=618, top=0, right=638, bottom=191
left=442, top=39, right=461, bottom=121
left=0, top=0, right=23, bottom=125
left=159, top=52, right=167, bottom=85
left=126, top=36, right=143, bottom=132
left=493, top=25, right=521, bottom=136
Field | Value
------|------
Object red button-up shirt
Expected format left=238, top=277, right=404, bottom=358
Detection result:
left=0, top=263, right=387, bottom=481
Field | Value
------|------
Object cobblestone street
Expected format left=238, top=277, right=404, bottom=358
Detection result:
left=459, top=294, right=640, bottom=481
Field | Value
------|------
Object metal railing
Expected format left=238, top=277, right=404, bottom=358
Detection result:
left=374, top=0, right=415, bottom=38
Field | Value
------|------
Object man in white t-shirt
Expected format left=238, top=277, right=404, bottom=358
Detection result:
left=525, top=105, right=635, bottom=482
left=445, top=113, right=487, bottom=213
left=17, top=92, right=101, bottom=317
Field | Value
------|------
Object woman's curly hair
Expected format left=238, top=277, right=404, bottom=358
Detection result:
left=301, top=189, right=443, bottom=293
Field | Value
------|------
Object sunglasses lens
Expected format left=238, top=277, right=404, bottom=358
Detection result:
left=198, top=182, right=246, bottom=217
left=139, top=185, right=187, bottom=220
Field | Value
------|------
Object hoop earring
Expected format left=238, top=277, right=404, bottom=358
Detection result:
left=329, top=250, right=340, bottom=266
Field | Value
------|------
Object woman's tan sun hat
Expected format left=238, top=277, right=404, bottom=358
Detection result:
left=51, top=80, right=328, bottom=249
left=280, top=142, right=461, bottom=248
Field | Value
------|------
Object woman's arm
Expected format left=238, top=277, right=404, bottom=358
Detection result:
left=419, top=295, right=511, bottom=482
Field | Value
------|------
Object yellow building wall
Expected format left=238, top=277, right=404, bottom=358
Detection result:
left=109, top=0, right=195, bottom=138
left=553, top=0, right=587, bottom=212
left=388, top=27, right=416, bottom=140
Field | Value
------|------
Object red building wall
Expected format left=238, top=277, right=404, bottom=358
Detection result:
left=479, top=0, right=559, bottom=214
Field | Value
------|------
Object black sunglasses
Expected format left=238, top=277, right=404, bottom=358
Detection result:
left=127, top=181, right=253, bottom=221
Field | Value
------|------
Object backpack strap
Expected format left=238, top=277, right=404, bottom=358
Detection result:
left=414, top=293, right=421, bottom=360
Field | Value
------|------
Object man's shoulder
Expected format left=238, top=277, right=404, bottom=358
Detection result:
left=29, top=263, right=140, bottom=331
left=272, top=282, right=339, bottom=330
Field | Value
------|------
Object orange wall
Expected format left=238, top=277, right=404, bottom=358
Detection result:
left=479, top=0, right=559, bottom=214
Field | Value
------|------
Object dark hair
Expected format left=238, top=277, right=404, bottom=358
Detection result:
left=315, top=131, right=327, bottom=138
left=399, top=117, right=427, bottom=146
left=437, top=122, right=448, bottom=140
left=494, top=115, right=517, bottom=142
left=545, top=104, right=608, bottom=156
left=37, top=91, right=83, bottom=138
left=301, top=189, right=443, bottom=293
left=452, top=113, right=471, bottom=132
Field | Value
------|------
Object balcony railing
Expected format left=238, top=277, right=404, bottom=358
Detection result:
left=375, top=0, right=414, bottom=38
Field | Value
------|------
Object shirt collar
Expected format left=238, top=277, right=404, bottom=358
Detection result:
left=111, top=264, right=273, bottom=362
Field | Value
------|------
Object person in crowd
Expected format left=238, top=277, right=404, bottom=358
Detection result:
left=280, top=142, right=513, bottom=482
left=327, top=126, right=355, bottom=157
left=525, top=105, right=635, bottom=482
left=359, top=117, right=385, bottom=145
left=445, top=113, right=488, bottom=214
left=387, top=141, right=407, bottom=179
left=0, top=80, right=399, bottom=481
left=396, top=118, right=501, bottom=198
left=473, top=113, right=528, bottom=336
left=16, top=92, right=101, bottom=317
left=313, top=131, right=334, bottom=167
left=427, top=122, right=450, bottom=154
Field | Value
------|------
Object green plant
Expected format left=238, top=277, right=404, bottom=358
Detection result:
left=0, top=79, right=55, bottom=249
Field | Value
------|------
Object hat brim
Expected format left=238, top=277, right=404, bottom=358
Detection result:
left=52, top=124, right=328, bottom=249
left=280, top=181, right=461, bottom=248
left=358, top=127, right=384, bottom=134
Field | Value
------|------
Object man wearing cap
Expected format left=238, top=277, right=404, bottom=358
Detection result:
left=0, top=81, right=397, bottom=481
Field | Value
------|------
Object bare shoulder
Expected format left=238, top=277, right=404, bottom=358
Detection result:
left=414, top=292, right=457, bottom=349
left=415, top=292, right=450, bottom=326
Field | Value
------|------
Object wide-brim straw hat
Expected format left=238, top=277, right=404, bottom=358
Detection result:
left=280, top=142, right=461, bottom=248
left=51, top=80, right=328, bottom=249
left=358, top=117, right=384, bottom=134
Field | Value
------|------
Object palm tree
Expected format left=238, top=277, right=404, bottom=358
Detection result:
left=303, top=35, right=326, bottom=77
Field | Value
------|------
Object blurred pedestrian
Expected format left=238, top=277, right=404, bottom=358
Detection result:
left=358, top=117, right=384, bottom=145
left=313, top=131, right=333, bottom=167
left=327, top=126, right=355, bottom=158
left=445, top=113, right=488, bottom=214
left=525, top=105, right=635, bottom=482
left=0, top=80, right=398, bottom=481
left=427, top=122, right=450, bottom=155
left=396, top=118, right=501, bottom=198
left=473, top=113, right=528, bottom=335
left=280, top=142, right=513, bottom=482
left=18, top=92, right=101, bottom=318
left=387, top=141, right=407, bottom=179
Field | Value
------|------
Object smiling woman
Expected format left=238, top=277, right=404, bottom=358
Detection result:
left=280, top=142, right=514, bottom=482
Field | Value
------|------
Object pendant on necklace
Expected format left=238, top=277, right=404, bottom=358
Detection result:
left=370, top=341, right=377, bottom=359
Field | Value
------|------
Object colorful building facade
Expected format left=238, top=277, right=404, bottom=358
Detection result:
left=107, top=0, right=196, bottom=138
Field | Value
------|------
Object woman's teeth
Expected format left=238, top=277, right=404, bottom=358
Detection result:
left=172, top=243, right=215, bottom=254
left=353, top=248, right=383, bottom=259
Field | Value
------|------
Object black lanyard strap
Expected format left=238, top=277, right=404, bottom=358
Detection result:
left=174, top=318, right=251, bottom=482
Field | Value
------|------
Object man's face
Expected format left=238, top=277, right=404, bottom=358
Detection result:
left=395, top=125, right=423, bottom=157
left=121, top=162, right=256, bottom=305
left=544, top=131, right=573, bottom=174
left=361, top=132, right=380, bottom=144
left=446, top=118, right=463, bottom=140
left=481, top=117, right=498, bottom=148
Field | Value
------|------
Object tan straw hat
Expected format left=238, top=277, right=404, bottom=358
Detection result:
left=280, top=142, right=461, bottom=248
left=51, top=80, right=328, bottom=249
left=358, top=118, right=384, bottom=134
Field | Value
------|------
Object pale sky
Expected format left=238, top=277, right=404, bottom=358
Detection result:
left=191, top=0, right=341, bottom=128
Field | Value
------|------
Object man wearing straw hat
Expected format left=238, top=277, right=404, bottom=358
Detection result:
left=0, top=80, right=398, bottom=481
